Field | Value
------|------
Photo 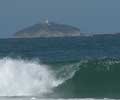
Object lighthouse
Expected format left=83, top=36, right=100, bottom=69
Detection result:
left=45, top=19, right=49, bottom=24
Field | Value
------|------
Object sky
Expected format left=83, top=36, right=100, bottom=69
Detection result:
left=0, top=0, right=120, bottom=38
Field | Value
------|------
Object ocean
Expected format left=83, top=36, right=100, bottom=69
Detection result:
left=0, top=34, right=120, bottom=100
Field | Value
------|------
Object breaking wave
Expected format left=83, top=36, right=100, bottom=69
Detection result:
left=0, top=57, right=59, bottom=96
left=0, top=57, right=79, bottom=97
left=1, top=57, right=120, bottom=98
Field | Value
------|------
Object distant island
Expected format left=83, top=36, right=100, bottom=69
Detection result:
left=14, top=20, right=80, bottom=38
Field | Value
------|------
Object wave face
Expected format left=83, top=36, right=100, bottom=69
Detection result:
left=55, top=59, right=120, bottom=98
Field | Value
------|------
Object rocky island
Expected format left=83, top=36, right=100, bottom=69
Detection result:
left=14, top=20, right=80, bottom=38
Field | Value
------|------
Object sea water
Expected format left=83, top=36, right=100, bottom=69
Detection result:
left=0, top=35, right=120, bottom=100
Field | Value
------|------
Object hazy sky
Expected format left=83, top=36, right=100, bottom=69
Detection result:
left=0, top=0, right=120, bottom=38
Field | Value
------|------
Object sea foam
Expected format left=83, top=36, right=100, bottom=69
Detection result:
left=0, top=57, right=60, bottom=96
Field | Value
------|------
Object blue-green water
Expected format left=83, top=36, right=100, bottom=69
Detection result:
left=1, top=34, right=120, bottom=100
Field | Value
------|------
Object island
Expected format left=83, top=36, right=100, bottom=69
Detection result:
left=14, top=20, right=80, bottom=38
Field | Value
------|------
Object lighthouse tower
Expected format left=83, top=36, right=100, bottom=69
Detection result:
left=45, top=19, right=49, bottom=24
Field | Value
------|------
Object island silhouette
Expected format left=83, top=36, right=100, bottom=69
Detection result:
left=14, top=20, right=80, bottom=38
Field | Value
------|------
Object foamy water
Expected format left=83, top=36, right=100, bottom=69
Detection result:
left=0, top=97, right=117, bottom=100
left=0, top=57, right=62, bottom=96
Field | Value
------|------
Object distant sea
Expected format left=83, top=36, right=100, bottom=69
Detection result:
left=0, top=34, right=120, bottom=100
